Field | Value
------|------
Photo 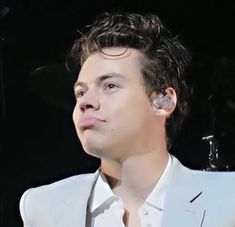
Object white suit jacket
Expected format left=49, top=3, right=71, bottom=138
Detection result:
left=19, top=156, right=235, bottom=227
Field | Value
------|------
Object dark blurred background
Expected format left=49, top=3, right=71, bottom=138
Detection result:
left=1, top=0, right=235, bottom=226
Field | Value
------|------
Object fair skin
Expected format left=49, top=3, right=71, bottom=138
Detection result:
left=73, top=47, right=177, bottom=227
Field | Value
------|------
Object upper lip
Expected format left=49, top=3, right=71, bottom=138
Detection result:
left=78, top=116, right=105, bottom=129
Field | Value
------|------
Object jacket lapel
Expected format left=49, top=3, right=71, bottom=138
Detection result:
left=56, top=171, right=99, bottom=227
left=162, top=157, right=206, bottom=227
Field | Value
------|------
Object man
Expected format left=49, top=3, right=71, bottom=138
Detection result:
left=20, top=12, right=235, bottom=227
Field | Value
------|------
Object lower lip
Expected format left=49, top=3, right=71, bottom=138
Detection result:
left=78, top=118, right=103, bottom=128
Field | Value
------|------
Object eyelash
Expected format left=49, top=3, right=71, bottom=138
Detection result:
left=75, top=82, right=119, bottom=99
left=76, top=90, right=86, bottom=98
left=104, top=83, right=119, bottom=90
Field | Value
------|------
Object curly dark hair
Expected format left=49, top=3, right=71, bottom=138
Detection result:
left=67, top=12, right=191, bottom=146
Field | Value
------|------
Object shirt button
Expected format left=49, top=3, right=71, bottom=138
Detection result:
left=142, top=208, right=149, bottom=216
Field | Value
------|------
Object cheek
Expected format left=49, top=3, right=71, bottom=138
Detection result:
left=72, top=106, right=77, bottom=124
left=108, top=99, right=151, bottom=131
left=72, top=104, right=80, bottom=131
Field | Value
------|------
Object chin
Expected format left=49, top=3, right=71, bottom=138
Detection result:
left=79, top=131, right=108, bottom=155
left=82, top=142, right=105, bottom=158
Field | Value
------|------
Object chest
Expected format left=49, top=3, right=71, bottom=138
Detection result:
left=88, top=200, right=163, bottom=227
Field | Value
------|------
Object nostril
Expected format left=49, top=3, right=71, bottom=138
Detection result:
left=85, top=104, right=94, bottom=109
left=79, top=103, right=98, bottom=112
left=78, top=97, right=100, bottom=112
left=80, top=106, right=85, bottom=112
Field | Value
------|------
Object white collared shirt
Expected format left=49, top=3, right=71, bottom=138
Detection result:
left=87, top=155, right=173, bottom=227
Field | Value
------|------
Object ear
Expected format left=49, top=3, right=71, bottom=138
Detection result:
left=150, top=87, right=177, bottom=117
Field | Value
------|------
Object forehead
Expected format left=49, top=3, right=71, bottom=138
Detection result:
left=78, top=48, right=143, bottom=82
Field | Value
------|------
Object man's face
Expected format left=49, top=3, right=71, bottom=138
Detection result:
left=73, top=48, right=161, bottom=161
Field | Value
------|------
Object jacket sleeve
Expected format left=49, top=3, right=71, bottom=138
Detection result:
left=19, top=189, right=33, bottom=227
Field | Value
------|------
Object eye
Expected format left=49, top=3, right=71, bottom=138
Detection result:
left=104, top=83, right=119, bottom=90
left=75, top=90, right=86, bottom=98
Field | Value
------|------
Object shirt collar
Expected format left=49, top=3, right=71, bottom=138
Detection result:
left=89, top=154, right=173, bottom=212
left=145, top=154, right=173, bottom=210
left=89, top=170, right=117, bottom=213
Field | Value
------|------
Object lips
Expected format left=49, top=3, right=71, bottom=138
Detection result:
left=78, top=117, right=104, bottom=129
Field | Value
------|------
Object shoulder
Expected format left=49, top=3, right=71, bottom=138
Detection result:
left=19, top=171, right=99, bottom=226
left=191, top=168, right=235, bottom=191
left=21, top=171, right=98, bottom=198
left=172, top=155, right=235, bottom=190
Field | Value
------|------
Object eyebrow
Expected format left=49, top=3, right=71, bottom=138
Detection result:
left=74, top=73, right=126, bottom=89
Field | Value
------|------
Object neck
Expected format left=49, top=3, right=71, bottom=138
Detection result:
left=100, top=147, right=169, bottom=206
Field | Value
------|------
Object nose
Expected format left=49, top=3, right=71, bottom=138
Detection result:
left=78, top=92, right=100, bottom=113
